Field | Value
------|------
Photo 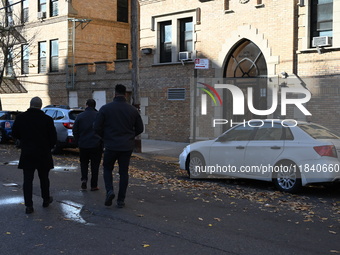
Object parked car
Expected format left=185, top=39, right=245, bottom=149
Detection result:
left=42, top=105, right=84, bottom=153
left=179, top=120, right=340, bottom=193
left=0, top=110, right=22, bottom=143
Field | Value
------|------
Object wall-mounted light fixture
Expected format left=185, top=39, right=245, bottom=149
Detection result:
left=142, top=48, right=152, bottom=55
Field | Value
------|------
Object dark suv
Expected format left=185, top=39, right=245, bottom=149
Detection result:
left=42, top=105, right=84, bottom=153
left=0, top=110, right=22, bottom=143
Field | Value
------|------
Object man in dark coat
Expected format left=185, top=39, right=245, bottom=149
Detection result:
left=73, top=99, right=102, bottom=191
left=12, top=97, right=57, bottom=214
left=94, top=84, right=144, bottom=208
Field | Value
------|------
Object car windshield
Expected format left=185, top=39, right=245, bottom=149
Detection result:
left=299, top=124, right=340, bottom=139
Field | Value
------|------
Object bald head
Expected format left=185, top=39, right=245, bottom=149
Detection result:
left=30, top=97, right=42, bottom=109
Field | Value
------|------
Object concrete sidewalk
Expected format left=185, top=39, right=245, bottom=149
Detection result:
left=133, top=139, right=189, bottom=164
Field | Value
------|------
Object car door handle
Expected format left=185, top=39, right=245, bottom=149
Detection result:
left=270, top=146, right=281, bottom=150
left=236, top=146, right=245, bottom=149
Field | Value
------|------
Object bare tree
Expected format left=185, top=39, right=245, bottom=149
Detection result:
left=0, top=0, right=27, bottom=88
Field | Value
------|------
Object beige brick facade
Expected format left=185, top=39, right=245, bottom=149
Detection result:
left=1, top=0, right=131, bottom=110
left=139, top=0, right=340, bottom=142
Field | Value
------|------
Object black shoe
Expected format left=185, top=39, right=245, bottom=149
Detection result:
left=81, top=181, right=87, bottom=190
left=104, top=191, right=115, bottom=206
left=117, top=200, right=125, bottom=208
left=91, top=187, right=99, bottom=191
left=43, top=196, right=53, bottom=208
left=25, top=206, right=34, bottom=214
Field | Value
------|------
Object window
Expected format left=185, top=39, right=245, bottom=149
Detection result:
left=117, top=0, right=128, bottom=23
left=6, top=0, right=14, bottom=26
left=38, top=41, right=47, bottom=73
left=117, top=43, right=128, bottom=59
left=218, top=125, right=255, bottom=142
left=50, top=39, right=58, bottom=72
left=160, top=21, right=172, bottom=63
left=21, top=45, right=29, bottom=74
left=310, top=0, right=333, bottom=43
left=6, top=48, right=14, bottom=76
left=50, top=0, right=58, bottom=17
left=180, top=18, right=193, bottom=53
left=22, top=0, right=29, bottom=23
left=253, top=123, right=283, bottom=141
left=38, top=0, right=46, bottom=13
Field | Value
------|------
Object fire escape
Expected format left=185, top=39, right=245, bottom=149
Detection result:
left=0, top=0, right=27, bottom=94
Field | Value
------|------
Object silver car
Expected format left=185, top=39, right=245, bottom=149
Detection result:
left=43, top=105, right=84, bottom=153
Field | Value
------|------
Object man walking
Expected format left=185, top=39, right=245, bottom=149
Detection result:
left=12, top=97, right=57, bottom=214
left=94, top=84, right=144, bottom=208
left=73, top=99, right=102, bottom=191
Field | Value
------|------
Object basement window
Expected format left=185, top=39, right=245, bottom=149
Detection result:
left=168, top=88, right=186, bottom=100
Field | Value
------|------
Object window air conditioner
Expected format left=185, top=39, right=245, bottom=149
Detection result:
left=312, top=36, right=332, bottom=47
left=37, top=11, right=46, bottom=19
left=179, top=51, right=192, bottom=61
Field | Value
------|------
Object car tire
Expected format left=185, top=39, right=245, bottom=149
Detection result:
left=186, top=153, right=206, bottom=179
left=273, top=161, right=301, bottom=193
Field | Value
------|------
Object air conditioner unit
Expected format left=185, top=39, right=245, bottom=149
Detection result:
left=312, top=36, right=332, bottom=47
left=37, top=11, right=46, bottom=19
left=179, top=51, right=192, bottom=61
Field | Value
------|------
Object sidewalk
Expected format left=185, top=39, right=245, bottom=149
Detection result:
left=133, top=139, right=189, bottom=164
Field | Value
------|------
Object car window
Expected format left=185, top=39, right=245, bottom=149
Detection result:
left=253, top=123, right=283, bottom=140
left=55, top=110, right=64, bottom=120
left=299, top=124, right=340, bottom=139
left=44, top=109, right=56, bottom=119
left=0, top=112, right=7, bottom=120
left=217, top=125, right=255, bottom=142
left=69, top=110, right=83, bottom=120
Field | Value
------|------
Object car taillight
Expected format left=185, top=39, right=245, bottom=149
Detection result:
left=63, top=122, right=74, bottom=129
left=313, top=145, right=337, bottom=158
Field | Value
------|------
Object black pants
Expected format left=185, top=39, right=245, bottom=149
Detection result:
left=23, top=168, right=50, bottom=207
left=103, top=149, right=132, bottom=202
left=79, top=146, right=103, bottom=188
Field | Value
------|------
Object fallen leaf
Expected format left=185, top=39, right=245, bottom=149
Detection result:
left=142, top=244, right=150, bottom=248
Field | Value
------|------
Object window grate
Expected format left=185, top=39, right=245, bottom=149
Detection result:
left=168, top=88, right=185, bottom=100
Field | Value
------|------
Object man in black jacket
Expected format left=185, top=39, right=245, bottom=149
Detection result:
left=12, top=97, right=57, bottom=214
left=94, top=84, right=144, bottom=208
left=73, top=99, right=102, bottom=191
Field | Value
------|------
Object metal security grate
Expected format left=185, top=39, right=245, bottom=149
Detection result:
left=167, top=88, right=186, bottom=100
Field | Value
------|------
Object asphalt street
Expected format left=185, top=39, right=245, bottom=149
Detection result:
left=0, top=142, right=339, bottom=255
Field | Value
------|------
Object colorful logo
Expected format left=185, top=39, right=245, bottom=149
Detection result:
left=198, top=82, right=223, bottom=115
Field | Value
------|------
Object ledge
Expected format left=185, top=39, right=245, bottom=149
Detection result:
left=151, top=61, right=194, bottom=67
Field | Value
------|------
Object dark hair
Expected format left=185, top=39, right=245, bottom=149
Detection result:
left=115, top=84, right=126, bottom=96
left=86, top=99, right=96, bottom=108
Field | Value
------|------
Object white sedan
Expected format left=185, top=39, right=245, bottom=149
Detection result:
left=179, top=120, right=340, bottom=193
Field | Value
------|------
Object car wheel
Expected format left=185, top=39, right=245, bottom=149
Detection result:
left=273, top=161, right=301, bottom=193
left=186, top=153, right=206, bottom=179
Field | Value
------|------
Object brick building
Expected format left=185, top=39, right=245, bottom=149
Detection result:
left=0, top=0, right=131, bottom=110
left=139, top=0, right=339, bottom=142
